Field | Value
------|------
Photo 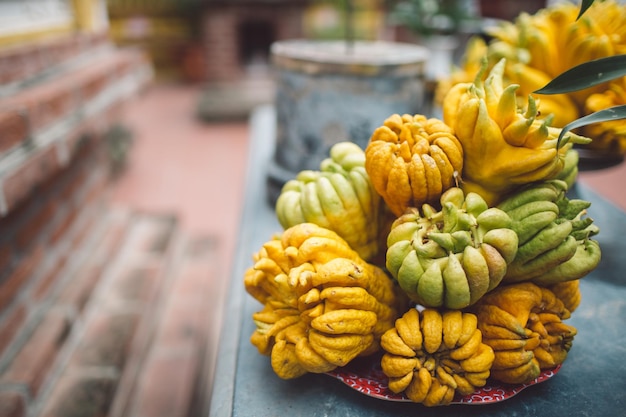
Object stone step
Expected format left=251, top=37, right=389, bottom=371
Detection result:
left=0, top=206, right=220, bottom=417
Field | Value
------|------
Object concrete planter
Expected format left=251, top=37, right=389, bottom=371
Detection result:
left=267, top=39, right=430, bottom=203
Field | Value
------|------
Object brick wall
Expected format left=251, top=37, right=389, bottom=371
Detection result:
left=0, top=31, right=153, bottom=417
left=201, top=2, right=307, bottom=83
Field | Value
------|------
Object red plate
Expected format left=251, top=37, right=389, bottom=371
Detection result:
left=326, top=356, right=560, bottom=404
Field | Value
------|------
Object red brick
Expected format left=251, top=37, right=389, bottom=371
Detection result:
left=2, top=147, right=61, bottom=214
left=0, top=310, right=71, bottom=394
left=80, top=69, right=110, bottom=102
left=0, top=109, right=29, bottom=153
left=0, top=189, right=32, bottom=235
left=64, top=126, right=88, bottom=157
left=108, top=264, right=160, bottom=303
left=80, top=113, right=120, bottom=140
left=0, top=246, right=43, bottom=312
left=57, top=164, right=88, bottom=203
left=131, top=344, right=199, bottom=417
left=14, top=199, right=58, bottom=251
left=70, top=133, right=98, bottom=159
left=71, top=52, right=130, bottom=104
left=76, top=167, right=108, bottom=210
left=0, top=243, right=14, bottom=276
left=37, top=44, right=62, bottom=69
left=34, top=156, right=70, bottom=199
left=30, top=80, right=77, bottom=132
left=39, top=38, right=75, bottom=68
left=56, top=263, right=104, bottom=312
left=39, top=371, right=118, bottom=417
left=35, top=161, right=90, bottom=221
left=0, top=390, right=26, bottom=417
left=0, top=33, right=104, bottom=85
left=48, top=206, right=78, bottom=246
left=4, top=77, right=77, bottom=134
left=0, top=50, right=31, bottom=85
left=69, top=312, right=140, bottom=369
left=68, top=208, right=104, bottom=250
left=0, top=304, right=27, bottom=358
left=66, top=210, right=97, bottom=250
left=33, top=255, right=69, bottom=301
left=0, top=36, right=129, bottom=135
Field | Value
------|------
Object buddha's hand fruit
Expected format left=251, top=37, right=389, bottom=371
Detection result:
left=380, top=308, right=494, bottom=406
left=386, top=187, right=517, bottom=309
left=555, top=148, right=579, bottom=189
left=471, top=282, right=577, bottom=384
left=583, top=76, right=626, bottom=154
left=496, top=180, right=601, bottom=284
left=364, top=113, right=463, bottom=217
left=245, top=223, right=408, bottom=379
left=547, top=280, right=582, bottom=314
left=442, top=58, right=591, bottom=206
left=275, top=141, right=381, bottom=261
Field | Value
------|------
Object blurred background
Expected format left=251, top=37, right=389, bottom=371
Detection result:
left=103, top=0, right=550, bottom=118
left=1, top=1, right=625, bottom=417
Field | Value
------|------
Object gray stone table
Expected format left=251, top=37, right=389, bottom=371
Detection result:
left=209, top=106, right=626, bottom=417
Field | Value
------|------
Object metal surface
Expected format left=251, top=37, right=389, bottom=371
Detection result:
left=210, top=106, right=626, bottom=417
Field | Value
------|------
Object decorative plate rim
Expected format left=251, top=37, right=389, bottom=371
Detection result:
left=326, top=356, right=561, bottom=405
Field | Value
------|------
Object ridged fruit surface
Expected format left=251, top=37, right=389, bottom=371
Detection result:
left=496, top=180, right=601, bottom=285
left=385, top=187, right=517, bottom=309
left=364, top=114, right=463, bottom=217
left=380, top=308, right=494, bottom=406
left=276, top=142, right=381, bottom=261
left=442, top=59, right=591, bottom=206
left=438, top=0, right=626, bottom=153
left=471, top=282, right=577, bottom=384
left=245, top=223, right=408, bottom=379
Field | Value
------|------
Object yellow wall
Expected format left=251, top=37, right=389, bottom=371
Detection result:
left=0, top=0, right=107, bottom=48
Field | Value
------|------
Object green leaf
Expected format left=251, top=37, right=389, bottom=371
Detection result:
left=557, top=105, right=626, bottom=149
left=577, top=0, right=595, bottom=20
left=534, top=55, right=626, bottom=95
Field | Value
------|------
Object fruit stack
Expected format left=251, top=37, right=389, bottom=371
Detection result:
left=435, top=0, right=626, bottom=155
left=243, top=41, right=602, bottom=409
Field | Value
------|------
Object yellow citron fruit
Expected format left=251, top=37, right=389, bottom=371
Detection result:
left=365, top=114, right=463, bottom=217
left=547, top=280, right=582, bottom=314
left=275, top=141, right=382, bottom=261
left=439, top=0, right=626, bottom=151
left=471, top=282, right=577, bottom=384
left=244, top=223, right=409, bottom=379
left=442, top=58, right=590, bottom=206
left=583, top=77, right=626, bottom=154
left=380, top=308, right=494, bottom=406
